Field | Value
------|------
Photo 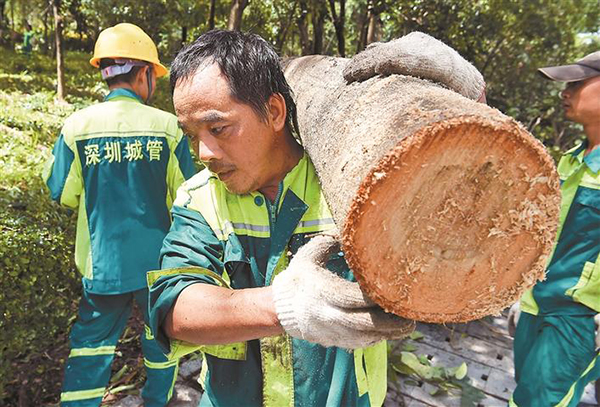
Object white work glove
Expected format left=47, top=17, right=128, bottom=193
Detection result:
left=343, top=31, right=486, bottom=102
left=507, top=301, right=521, bottom=338
left=272, top=235, right=415, bottom=349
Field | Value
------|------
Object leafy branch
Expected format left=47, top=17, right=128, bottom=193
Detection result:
left=388, top=332, right=485, bottom=407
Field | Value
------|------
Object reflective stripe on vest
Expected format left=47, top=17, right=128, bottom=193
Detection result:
left=260, top=249, right=294, bottom=406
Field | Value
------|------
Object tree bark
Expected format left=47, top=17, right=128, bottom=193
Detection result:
left=275, top=0, right=297, bottom=53
left=328, top=0, right=345, bottom=56
left=355, top=1, right=369, bottom=53
left=283, top=56, right=560, bottom=323
left=209, top=0, right=216, bottom=30
left=227, top=0, right=248, bottom=31
left=181, top=25, right=187, bottom=47
left=0, top=0, right=5, bottom=29
left=311, top=0, right=325, bottom=54
left=297, top=1, right=311, bottom=55
left=365, top=0, right=381, bottom=45
left=52, top=0, right=66, bottom=101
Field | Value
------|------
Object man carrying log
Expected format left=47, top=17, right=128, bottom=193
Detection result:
left=148, top=30, right=484, bottom=406
left=509, top=51, right=600, bottom=407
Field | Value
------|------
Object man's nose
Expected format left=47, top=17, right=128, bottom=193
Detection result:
left=560, top=88, right=570, bottom=100
left=198, top=138, right=221, bottom=162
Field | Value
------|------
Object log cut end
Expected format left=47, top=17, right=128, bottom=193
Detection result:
left=341, top=116, right=561, bottom=323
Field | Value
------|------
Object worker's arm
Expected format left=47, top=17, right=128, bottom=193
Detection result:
left=149, top=191, right=413, bottom=350
left=164, top=284, right=283, bottom=345
left=343, top=31, right=486, bottom=102
left=151, top=200, right=283, bottom=345
left=43, top=128, right=82, bottom=209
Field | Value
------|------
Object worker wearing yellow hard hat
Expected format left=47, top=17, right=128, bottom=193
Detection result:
left=90, top=23, right=168, bottom=104
left=90, top=22, right=168, bottom=77
left=46, top=22, right=196, bottom=407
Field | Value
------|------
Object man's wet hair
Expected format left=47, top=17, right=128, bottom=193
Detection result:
left=170, top=30, right=299, bottom=137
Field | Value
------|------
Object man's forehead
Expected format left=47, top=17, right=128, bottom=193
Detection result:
left=174, top=62, right=227, bottom=94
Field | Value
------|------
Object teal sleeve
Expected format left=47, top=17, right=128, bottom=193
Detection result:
left=174, top=136, right=196, bottom=180
left=148, top=204, right=225, bottom=352
left=45, top=133, right=81, bottom=208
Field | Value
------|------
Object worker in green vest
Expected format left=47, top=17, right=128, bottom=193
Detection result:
left=21, top=21, right=33, bottom=55
left=508, top=51, right=600, bottom=407
left=45, top=23, right=196, bottom=406
left=148, top=30, right=486, bottom=406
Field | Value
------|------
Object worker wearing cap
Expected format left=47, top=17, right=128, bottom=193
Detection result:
left=509, top=51, right=600, bottom=406
left=44, top=23, right=196, bottom=406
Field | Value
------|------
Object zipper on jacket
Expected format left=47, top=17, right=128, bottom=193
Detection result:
left=265, top=182, right=283, bottom=234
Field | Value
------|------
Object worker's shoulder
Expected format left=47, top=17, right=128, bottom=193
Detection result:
left=135, top=103, right=179, bottom=123
left=61, top=101, right=180, bottom=140
left=174, top=168, right=220, bottom=208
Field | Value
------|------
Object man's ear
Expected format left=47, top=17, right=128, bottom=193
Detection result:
left=137, top=66, right=149, bottom=84
left=268, top=93, right=287, bottom=132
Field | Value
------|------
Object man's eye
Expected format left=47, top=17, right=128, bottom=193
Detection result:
left=210, top=126, right=225, bottom=135
left=567, top=81, right=584, bottom=90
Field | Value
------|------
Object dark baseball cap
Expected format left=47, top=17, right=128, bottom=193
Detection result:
left=538, top=51, right=600, bottom=82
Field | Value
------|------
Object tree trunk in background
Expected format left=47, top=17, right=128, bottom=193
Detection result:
left=181, top=25, right=187, bottom=47
left=208, top=0, right=216, bottom=30
left=328, top=0, right=345, bottom=56
left=43, top=9, right=48, bottom=54
left=227, top=0, right=248, bottom=31
left=355, top=1, right=369, bottom=53
left=311, top=0, right=325, bottom=54
left=365, top=0, right=380, bottom=45
left=0, top=0, right=6, bottom=46
left=52, top=0, right=66, bottom=101
left=283, top=56, right=560, bottom=323
left=0, top=0, right=5, bottom=29
left=297, top=1, right=311, bottom=55
left=275, top=0, right=297, bottom=52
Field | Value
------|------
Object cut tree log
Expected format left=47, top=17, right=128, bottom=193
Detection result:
left=283, top=55, right=561, bottom=323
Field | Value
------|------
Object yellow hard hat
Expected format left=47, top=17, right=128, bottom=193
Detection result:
left=90, top=23, right=168, bottom=78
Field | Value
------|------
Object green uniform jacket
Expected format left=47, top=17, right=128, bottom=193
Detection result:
left=148, top=154, right=387, bottom=407
left=44, top=88, right=196, bottom=294
left=521, top=141, right=600, bottom=316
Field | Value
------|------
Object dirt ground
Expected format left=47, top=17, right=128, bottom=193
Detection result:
left=4, top=306, right=147, bottom=407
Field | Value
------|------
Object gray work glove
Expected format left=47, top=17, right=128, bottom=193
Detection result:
left=507, top=301, right=521, bottom=338
left=272, top=235, right=415, bottom=349
left=343, top=31, right=486, bottom=102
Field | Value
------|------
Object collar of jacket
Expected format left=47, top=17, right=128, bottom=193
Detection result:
left=568, top=140, right=600, bottom=174
left=104, top=87, right=144, bottom=104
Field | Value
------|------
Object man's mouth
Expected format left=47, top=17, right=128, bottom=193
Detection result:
left=216, top=169, right=234, bottom=181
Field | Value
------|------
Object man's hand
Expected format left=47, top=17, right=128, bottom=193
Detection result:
left=507, top=301, right=521, bottom=337
left=343, top=31, right=486, bottom=102
left=272, top=235, right=415, bottom=349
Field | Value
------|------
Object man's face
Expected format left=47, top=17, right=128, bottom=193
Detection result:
left=560, top=76, right=600, bottom=125
left=173, top=63, right=281, bottom=195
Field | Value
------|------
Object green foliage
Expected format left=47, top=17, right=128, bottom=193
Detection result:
left=0, top=46, right=184, bottom=402
left=0, top=94, right=80, bottom=401
left=388, top=337, right=486, bottom=406
left=5, top=0, right=599, bottom=152
left=376, top=0, right=600, bottom=152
